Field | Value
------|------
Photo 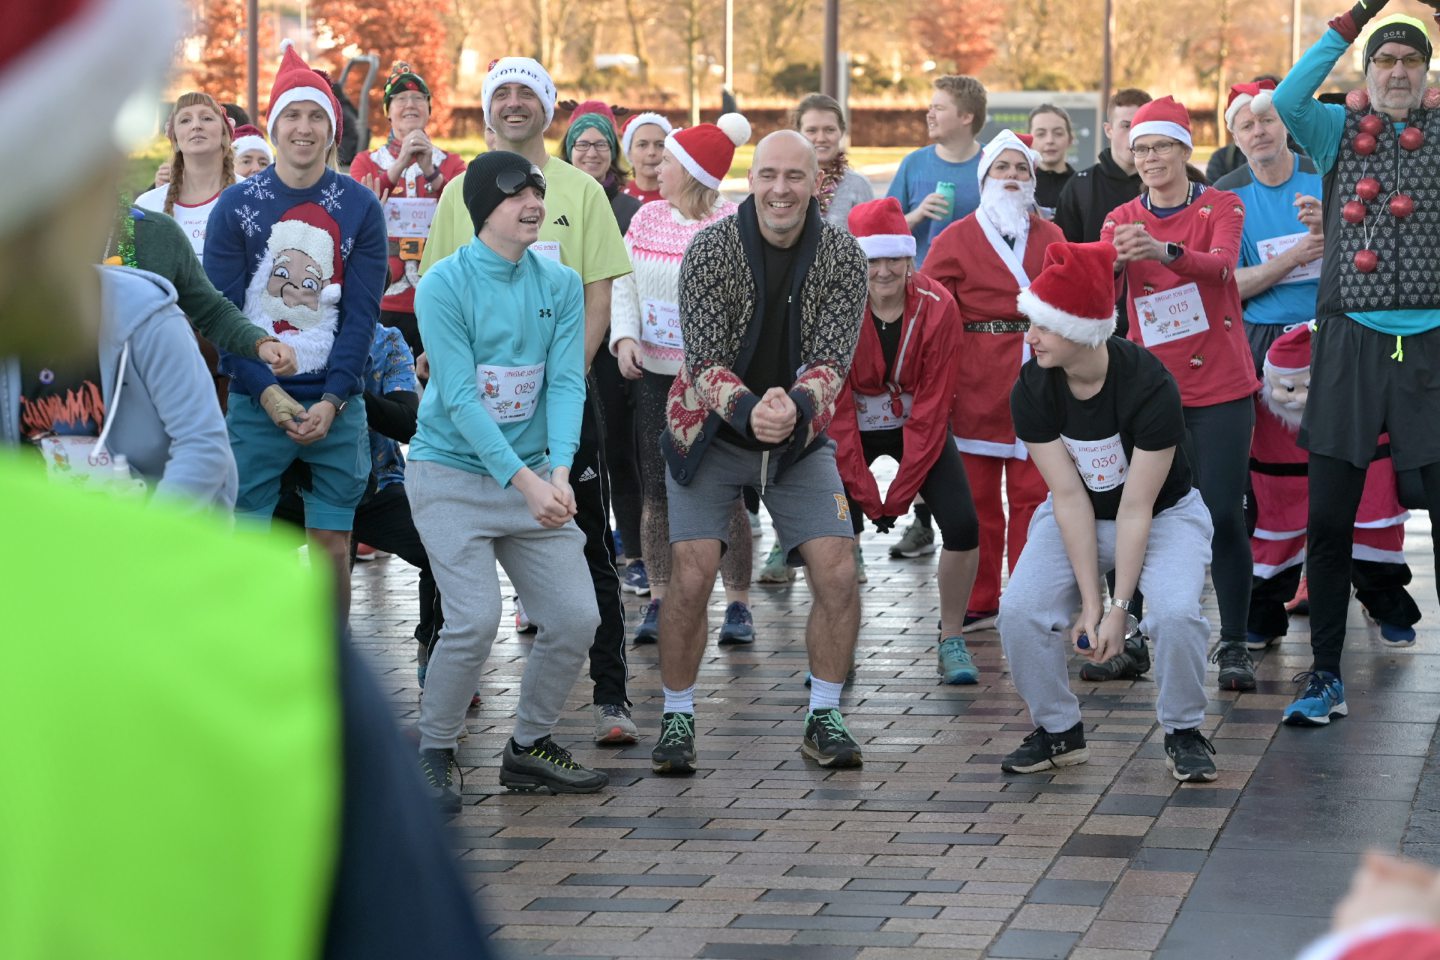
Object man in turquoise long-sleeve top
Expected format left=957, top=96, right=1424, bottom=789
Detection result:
left=406, top=150, right=608, bottom=809
left=1270, top=0, right=1440, bottom=727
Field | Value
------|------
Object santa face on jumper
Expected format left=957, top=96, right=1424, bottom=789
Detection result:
left=244, top=201, right=343, bottom=375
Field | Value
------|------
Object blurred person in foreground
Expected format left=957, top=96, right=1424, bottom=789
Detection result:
left=0, top=3, right=491, bottom=956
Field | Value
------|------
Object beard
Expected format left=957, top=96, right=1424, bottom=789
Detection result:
left=980, top=178, right=1036, bottom=239
left=259, top=291, right=326, bottom=332
left=244, top=274, right=339, bottom=376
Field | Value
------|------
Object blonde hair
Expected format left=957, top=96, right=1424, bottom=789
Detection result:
left=667, top=157, right=720, bottom=221
left=933, top=75, right=987, bottom=135
left=162, top=92, right=235, bottom=216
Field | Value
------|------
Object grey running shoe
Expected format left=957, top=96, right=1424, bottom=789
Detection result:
left=499, top=736, right=608, bottom=794
left=593, top=703, right=638, bottom=745
left=757, top=542, right=796, bottom=583
left=418, top=747, right=461, bottom=814
left=1212, top=641, right=1256, bottom=691
left=889, top=522, right=936, bottom=558
left=1078, top=632, right=1151, bottom=681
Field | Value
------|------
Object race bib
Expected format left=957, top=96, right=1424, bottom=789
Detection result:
left=640, top=299, right=682, bottom=350
left=476, top=362, right=545, bottom=423
left=854, top=391, right=912, bottom=431
left=36, top=435, right=146, bottom=495
left=531, top=240, right=562, bottom=263
left=383, top=197, right=437, bottom=238
left=1135, top=283, right=1209, bottom=347
left=1257, top=232, right=1322, bottom=285
left=1060, top=432, right=1129, bottom=492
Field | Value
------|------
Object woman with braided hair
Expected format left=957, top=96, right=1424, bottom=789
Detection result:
left=135, top=92, right=235, bottom=256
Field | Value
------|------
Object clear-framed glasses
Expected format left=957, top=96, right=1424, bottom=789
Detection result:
left=1131, top=140, right=1180, bottom=158
left=1370, top=52, right=1428, bottom=70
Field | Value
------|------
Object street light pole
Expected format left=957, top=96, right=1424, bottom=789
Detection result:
left=822, top=0, right=839, bottom=98
left=1292, top=0, right=1303, bottom=66
left=1099, top=0, right=1114, bottom=162
left=247, top=0, right=259, bottom=123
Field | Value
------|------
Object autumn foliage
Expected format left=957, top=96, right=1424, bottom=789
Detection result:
left=310, top=0, right=452, bottom=133
left=909, top=0, right=1006, bottom=76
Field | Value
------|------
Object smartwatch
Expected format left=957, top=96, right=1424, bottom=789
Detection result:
left=321, top=392, right=348, bottom=414
left=1164, top=242, right=1184, bottom=262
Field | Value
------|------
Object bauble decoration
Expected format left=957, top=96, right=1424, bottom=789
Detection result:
left=1355, top=249, right=1379, bottom=273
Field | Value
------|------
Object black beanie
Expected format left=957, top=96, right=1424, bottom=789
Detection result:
left=1365, top=16, right=1433, bottom=65
left=463, top=151, right=541, bottom=235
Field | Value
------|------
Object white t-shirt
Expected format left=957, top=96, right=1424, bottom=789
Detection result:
left=134, top=186, right=221, bottom=257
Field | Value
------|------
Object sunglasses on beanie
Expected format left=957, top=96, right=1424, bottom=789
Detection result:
left=496, top=165, right=547, bottom=198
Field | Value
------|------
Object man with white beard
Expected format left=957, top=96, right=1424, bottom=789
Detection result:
left=922, top=129, right=1065, bottom=635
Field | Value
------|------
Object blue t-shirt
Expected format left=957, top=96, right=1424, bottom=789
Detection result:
left=365, top=325, right=416, bottom=491
left=886, top=145, right=982, bottom=265
left=1218, top=155, right=1323, bottom=326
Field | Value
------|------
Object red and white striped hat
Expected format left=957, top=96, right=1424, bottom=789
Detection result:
left=666, top=113, right=752, bottom=190
left=1129, top=96, right=1193, bottom=149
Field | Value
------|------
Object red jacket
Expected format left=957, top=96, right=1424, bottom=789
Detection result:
left=1102, top=189, right=1259, bottom=407
left=831, top=273, right=960, bottom=520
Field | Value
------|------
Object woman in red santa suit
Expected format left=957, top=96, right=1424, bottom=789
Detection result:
left=1101, top=95, right=1261, bottom=693
left=833, top=198, right=982, bottom=683
left=922, top=129, right=1063, bottom=636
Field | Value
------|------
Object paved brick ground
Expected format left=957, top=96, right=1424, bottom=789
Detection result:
left=349, top=506, right=1439, bottom=960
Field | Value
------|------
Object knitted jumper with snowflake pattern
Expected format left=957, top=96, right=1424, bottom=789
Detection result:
left=663, top=196, right=868, bottom=486
left=610, top=198, right=738, bottom=377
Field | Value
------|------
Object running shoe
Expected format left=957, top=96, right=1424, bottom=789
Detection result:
left=1380, top=622, right=1417, bottom=648
left=652, top=712, right=698, bottom=775
left=961, top=609, right=999, bottom=633
left=854, top=542, right=868, bottom=583
left=418, top=748, right=461, bottom=813
left=1164, top=728, right=1218, bottom=782
left=1001, top=722, right=1088, bottom=773
left=1211, top=641, right=1256, bottom=691
left=633, top=598, right=660, bottom=644
left=1282, top=670, right=1347, bottom=726
left=757, top=542, right=796, bottom=583
left=718, top=601, right=755, bottom=645
left=937, top=635, right=979, bottom=684
left=622, top=560, right=651, bottom=596
left=801, top=708, right=863, bottom=767
left=889, top=522, right=936, bottom=558
left=1078, top=632, right=1151, bottom=681
left=515, top=598, right=536, bottom=634
left=499, top=736, right=608, bottom=793
left=1246, top=630, right=1280, bottom=651
left=593, top=704, right=639, bottom=745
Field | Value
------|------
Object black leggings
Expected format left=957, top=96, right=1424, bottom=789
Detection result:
left=1182, top=398, right=1254, bottom=646
left=591, top=348, right=643, bottom=559
left=846, top=430, right=979, bottom=551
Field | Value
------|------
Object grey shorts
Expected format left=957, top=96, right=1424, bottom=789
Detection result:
left=667, top=438, right=854, bottom=564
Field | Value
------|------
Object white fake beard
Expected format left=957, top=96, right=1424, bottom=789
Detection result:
left=243, top=262, right=340, bottom=376
left=1262, top=373, right=1308, bottom=430
left=980, top=178, right=1036, bottom=239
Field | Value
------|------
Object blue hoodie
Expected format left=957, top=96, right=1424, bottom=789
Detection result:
left=0, top=267, right=237, bottom=510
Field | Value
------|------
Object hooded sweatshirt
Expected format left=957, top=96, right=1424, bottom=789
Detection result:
left=0, top=267, right=237, bottom=509
left=1054, top=148, right=1143, bottom=244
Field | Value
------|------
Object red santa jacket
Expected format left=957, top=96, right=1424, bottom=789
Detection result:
left=922, top=211, right=1064, bottom=456
left=830, top=273, right=960, bottom=521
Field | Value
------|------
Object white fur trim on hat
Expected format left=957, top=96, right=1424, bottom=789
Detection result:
left=1224, top=95, right=1255, bottom=131
left=1016, top=288, right=1116, bottom=347
left=622, top=112, right=673, bottom=154
left=268, top=219, right=336, bottom=282
left=268, top=87, right=337, bottom=147
left=1129, top=120, right=1193, bottom=148
left=483, top=57, right=557, bottom=130
left=856, top=234, right=917, bottom=259
left=233, top=134, right=273, bottom=160
left=665, top=134, right=718, bottom=189
left=979, top=128, right=1038, bottom=184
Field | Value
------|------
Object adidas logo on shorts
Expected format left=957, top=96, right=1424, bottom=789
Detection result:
left=578, top=466, right=598, bottom=481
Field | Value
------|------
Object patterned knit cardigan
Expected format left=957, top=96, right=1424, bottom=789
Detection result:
left=663, top=195, right=869, bottom=486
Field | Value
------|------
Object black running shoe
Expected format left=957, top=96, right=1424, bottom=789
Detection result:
left=499, top=736, right=608, bottom=794
left=1212, top=641, right=1256, bottom=691
left=651, top=712, right=698, bottom=775
left=1078, top=632, right=1151, bottom=681
left=801, top=708, right=863, bottom=768
left=1000, top=722, right=1089, bottom=773
left=418, top=747, right=461, bottom=814
left=1164, top=728, right=1218, bottom=782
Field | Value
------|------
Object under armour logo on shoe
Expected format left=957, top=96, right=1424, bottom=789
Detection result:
left=578, top=466, right=598, bottom=481
left=552, top=214, right=570, bottom=226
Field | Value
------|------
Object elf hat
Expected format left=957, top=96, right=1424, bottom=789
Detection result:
left=1225, top=79, right=1278, bottom=130
left=622, top=111, right=673, bottom=154
left=483, top=57, right=557, bottom=130
left=268, top=201, right=343, bottom=288
left=1015, top=241, right=1119, bottom=347
left=1265, top=322, right=1315, bottom=377
left=1129, top=95, right=1193, bottom=149
left=384, top=61, right=430, bottom=113
left=978, top=127, right=1039, bottom=184
left=848, top=197, right=916, bottom=260
left=232, top=124, right=273, bottom=161
left=1, top=0, right=177, bottom=236
left=267, top=41, right=342, bottom=147
left=666, top=113, right=752, bottom=189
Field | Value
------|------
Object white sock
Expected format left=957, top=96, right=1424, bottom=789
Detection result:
left=663, top=685, right=695, bottom=715
left=809, top=677, right=844, bottom=713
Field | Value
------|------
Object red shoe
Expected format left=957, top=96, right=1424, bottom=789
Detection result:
left=1285, top=576, right=1309, bottom=616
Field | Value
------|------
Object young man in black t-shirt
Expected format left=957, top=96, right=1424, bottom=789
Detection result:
left=1000, top=241, right=1219, bottom=783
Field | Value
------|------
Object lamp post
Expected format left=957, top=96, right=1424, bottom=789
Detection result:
left=821, top=0, right=839, bottom=98
left=247, top=0, right=259, bottom=123
left=1099, top=0, right=1114, bottom=162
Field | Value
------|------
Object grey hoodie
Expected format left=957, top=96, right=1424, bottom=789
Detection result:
left=1, top=266, right=237, bottom=509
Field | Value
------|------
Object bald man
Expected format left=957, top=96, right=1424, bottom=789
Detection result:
left=650, top=131, right=871, bottom=775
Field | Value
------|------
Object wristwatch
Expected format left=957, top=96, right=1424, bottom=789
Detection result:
left=1164, top=242, right=1184, bottom=263
left=321, top=392, right=348, bottom=414
left=1112, top=597, right=1136, bottom=614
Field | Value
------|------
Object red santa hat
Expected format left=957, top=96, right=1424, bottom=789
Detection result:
left=1129, top=95, right=1193, bottom=149
left=1265, top=322, right=1314, bottom=377
left=848, top=197, right=916, bottom=260
left=231, top=124, right=273, bottom=161
left=2, top=0, right=177, bottom=236
left=1015, top=241, right=1119, bottom=347
left=267, top=41, right=342, bottom=147
left=978, top=128, right=1040, bottom=183
left=267, top=201, right=344, bottom=288
left=622, top=111, right=674, bottom=155
left=1225, top=79, right=1278, bottom=130
left=666, top=113, right=752, bottom=190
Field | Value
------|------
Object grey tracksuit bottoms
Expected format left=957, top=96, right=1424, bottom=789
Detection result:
left=407, top=458, right=600, bottom=750
left=997, top=490, right=1214, bottom=735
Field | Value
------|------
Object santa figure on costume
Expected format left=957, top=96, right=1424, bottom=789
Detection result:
left=922, top=128, right=1064, bottom=629
left=1248, top=322, right=1420, bottom=647
left=243, top=201, right=343, bottom=375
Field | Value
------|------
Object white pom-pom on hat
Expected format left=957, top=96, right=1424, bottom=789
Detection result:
left=279, top=37, right=294, bottom=53
left=1250, top=88, right=1275, bottom=117
left=716, top=112, right=752, bottom=147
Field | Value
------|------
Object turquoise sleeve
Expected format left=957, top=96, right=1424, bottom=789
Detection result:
left=1273, top=29, right=1350, bottom=177
left=543, top=269, right=587, bottom=472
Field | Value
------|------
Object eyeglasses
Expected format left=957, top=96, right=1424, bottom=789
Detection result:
left=571, top=141, right=612, bottom=154
left=1370, top=53, right=1428, bottom=69
left=389, top=92, right=428, bottom=105
left=496, top=165, right=547, bottom=199
left=1130, top=140, right=1180, bottom=158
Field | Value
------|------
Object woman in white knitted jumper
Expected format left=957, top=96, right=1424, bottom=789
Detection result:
left=610, top=116, right=755, bottom=645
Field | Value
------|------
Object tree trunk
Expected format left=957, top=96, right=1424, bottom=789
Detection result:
left=623, top=0, right=651, bottom=85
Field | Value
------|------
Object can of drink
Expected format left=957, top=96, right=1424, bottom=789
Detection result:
left=935, top=180, right=955, bottom=218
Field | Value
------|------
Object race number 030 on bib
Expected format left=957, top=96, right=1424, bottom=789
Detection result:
left=1060, top=432, right=1129, bottom=492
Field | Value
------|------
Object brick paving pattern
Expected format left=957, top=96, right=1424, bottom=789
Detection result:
left=350, top=508, right=1439, bottom=960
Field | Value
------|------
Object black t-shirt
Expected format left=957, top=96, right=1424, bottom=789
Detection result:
left=19, top=360, right=105, bottom=443
left=873, top=310, right=903, bottom=380
left=719, top=236, right=801, bottom=450
left=1009, top=338, right=1191, bottom=519
left=1034, top=165, right=1075, bottom=216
